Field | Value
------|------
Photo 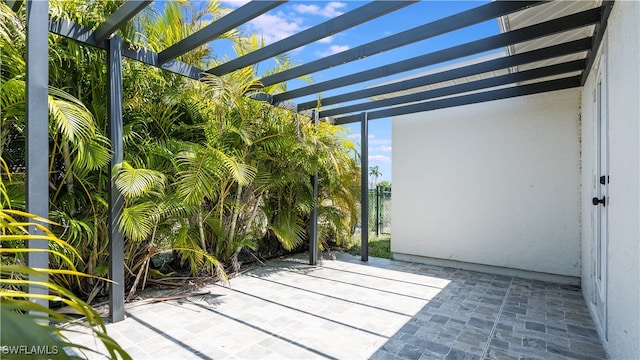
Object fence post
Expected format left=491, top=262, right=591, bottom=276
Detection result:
left=375, top=185, right=379, bottom=236
left=381, top=187, right=385, bottom=234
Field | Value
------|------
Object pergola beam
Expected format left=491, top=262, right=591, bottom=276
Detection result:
left=274, top=7, right=601, bottom=103
left=49, top=18, right=204, bottom=80
left=334, top=76, right=582, bottom=125
left=25, top=0, right=49, bottom=311
left=208, top=0, right=415, bottom=76
left=261, top=1, right=545, bottom=88
left=299, top=37, right=592, bottom=112
left=159, top=1, right=285, bottom=66
left=94, top=0, right=152, bottom=44
left=50, top=18, right=99, bottom=46
left=321, top=60, right=585, bottom=118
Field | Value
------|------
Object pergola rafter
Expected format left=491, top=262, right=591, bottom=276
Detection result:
left=320, top=59, right=585, bottom=118
left=207, top=0, right=415, bottom=76
left=14, top=0, right=613, bottom=323
left=260, top=0, right=545, bottom=89
left=93, top=0, right=152, bottom=43
left=297, top=37, right=593, bottom=112
left=274, top=6, right=602, bottom=103
left=333, top=75, right=582, bottom=124
left=158, top=0, right=285, bottom=65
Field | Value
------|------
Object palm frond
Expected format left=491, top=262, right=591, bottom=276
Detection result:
left=119, top=201, right=157, bottom=241
left=114, top=161, right=166, bottom=199
left=74, top=133, right=111, bottom=171
left=269, top=211, right=306, bottom=251
left=171, top=247, right=228, bottom=285
left=0, top=177, right=131, bottom=359
left=175, top=148, right=225, bottom=205
left=212, top=148, right=256, bottom=186
left=48, top=86, right=96, bottom=143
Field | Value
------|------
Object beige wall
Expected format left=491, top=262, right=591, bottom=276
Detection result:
left=392, top=88, right=582, bottom=281
left=580, top=1, right=640, bottom=358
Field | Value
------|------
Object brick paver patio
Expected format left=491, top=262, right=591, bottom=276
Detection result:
left=66, top=252, right=606, bottom=359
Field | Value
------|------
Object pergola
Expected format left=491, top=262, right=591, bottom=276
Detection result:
left=14, top=0, right=613, bottom=322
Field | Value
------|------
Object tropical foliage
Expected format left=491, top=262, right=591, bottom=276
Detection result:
left=369, top=165, right=382, bottom=187
left=0, top=159, right=131, bottom=359
left=1, top=0, right=359, bottom=306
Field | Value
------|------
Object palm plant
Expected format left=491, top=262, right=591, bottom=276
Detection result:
left=1, top=2, right=114, bottom=299
left=369, top=165, right=382, bottom=188
left=0, top=158, right=131, bottom=360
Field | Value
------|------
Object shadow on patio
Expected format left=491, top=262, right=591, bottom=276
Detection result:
left=65, top=253, right=606, bottom=360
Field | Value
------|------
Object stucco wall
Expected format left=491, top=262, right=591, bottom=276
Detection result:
left=392, top=88, right=582, bottom=280
left=580, top=2, right=640, bottom=358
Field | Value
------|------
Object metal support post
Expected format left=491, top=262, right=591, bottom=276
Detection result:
left=309, top=111, right=319, bottom=265
left=108, top=36, right=125, bottom=323
left=360, top=112, right=369, bottom=262
left=25, top=0, right=49, bottom=311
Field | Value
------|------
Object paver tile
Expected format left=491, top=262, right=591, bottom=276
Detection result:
left=64, top=253, right=606, bottom=360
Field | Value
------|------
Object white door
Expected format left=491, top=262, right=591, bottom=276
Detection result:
left=594, top=53, right=608, bottom=339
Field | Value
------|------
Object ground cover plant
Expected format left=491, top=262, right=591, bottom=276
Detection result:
left=348, top=234, right=392, bottom=259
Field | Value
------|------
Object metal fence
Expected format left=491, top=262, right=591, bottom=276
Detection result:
left=354, top=185, right=391, bottom=235
left=370, top=185, right=391, bottom=235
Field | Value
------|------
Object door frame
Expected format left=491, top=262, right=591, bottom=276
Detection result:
left=594, top=49, right=609, bottom=340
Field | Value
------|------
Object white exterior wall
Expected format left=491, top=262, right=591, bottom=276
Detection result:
left=580, top=2, right=640, bottom=358
left=392, top=88, right=582, bottom=281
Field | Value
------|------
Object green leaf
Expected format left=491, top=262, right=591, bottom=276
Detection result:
left=74, top=134, right=111, bottom=171
left=119, top=201, right=157, bottom=241
left=114, top=161, right=166, bottom=199
left=48, top=87, right=96, bottom=143
left=270, top=211, right=306, bottom=251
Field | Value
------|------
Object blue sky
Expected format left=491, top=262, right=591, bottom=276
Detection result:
left=215, top=0, right=501, bottom=182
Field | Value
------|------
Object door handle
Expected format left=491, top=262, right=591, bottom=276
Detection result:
left=592, top=197, right=606, bottom=206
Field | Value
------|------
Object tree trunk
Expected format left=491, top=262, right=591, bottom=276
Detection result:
left=197, top=210, right=207, bottom=251
left=227, top=184, right=243, bottom=248
left=62, top=140, right=76, bottom=216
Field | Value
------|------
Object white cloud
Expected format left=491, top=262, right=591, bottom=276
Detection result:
left=368, top=135, right=391, bottom=146
left=235, top=2, right=347, bottom=46
left=377, top=145, right=392, bottom=153
left=292, top=4, right=321, bottom=14
left=317, top=44, right=350, bottom=57
left=346, top=134, right=391, bottom=146
left=221, top=0, right=251, bottom=9
left=370, top=140, right=391, bottom=146
left=293, top=2, right=347, bottom=18
left=317, top=35, right=334, bottom=44
left=369, top=155, right=391, bottom=163
left=323, top=2, right=347, bottom=17
left=247, top=12, right=305, bottom=44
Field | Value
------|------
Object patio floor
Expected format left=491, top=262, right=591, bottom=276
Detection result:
left=66, top=252, right=606, bottom=360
